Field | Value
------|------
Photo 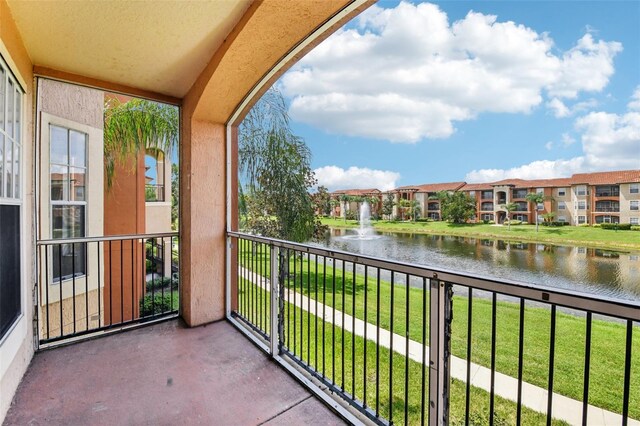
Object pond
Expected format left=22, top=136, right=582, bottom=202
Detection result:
left=318, top=228, right=640, bottom=301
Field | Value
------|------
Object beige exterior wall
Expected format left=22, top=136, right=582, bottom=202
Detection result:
left=552, top=186, right=573, bottom=224
left=620, top=183, right=640, bottom=224
left=0, top=0, right=35, bottom=420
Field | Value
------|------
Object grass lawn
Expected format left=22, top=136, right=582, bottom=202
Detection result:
left=237, top=279, right=568, bottom=425
left=321, top=218, right=640, bottom=252
left=236, top=243, right=640, bottom=419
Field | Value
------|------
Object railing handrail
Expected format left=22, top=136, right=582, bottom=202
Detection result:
left=37, top=231, right=179, bottom=246
left=227, top=230, right=640, bottom=321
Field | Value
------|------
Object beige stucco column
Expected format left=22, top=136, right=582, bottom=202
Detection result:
left=178, top=0, right=375, bottom=327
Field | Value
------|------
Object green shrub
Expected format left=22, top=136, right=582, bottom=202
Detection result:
left=145, top=259, right=153, bottom=272
left=631, top=225, right=640, bottom=231
left=146, top=276, right=178, bottom=292
left=506, top=219, right=523, bottom=225
left=541, top=221, right=569, bottom=227
left=488, top=220, right=495, bottom=224
left=345, top=210, right=358, bottom=221
left=592, top=223, right=602, bottom=228
left=601, top=223, right=632, bottom=230
left=140, top=293, right=174, bottom=316
left=578, top=223, right=591, bottom=227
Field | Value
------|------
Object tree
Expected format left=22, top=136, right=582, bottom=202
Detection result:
left=525, top=192, right=553, bottom=232
left=398, top=198, right=411, bottom=221
left=171, top=163, right=179, bottom=230
left=339, top=194, right=350, bottom=222
left=502, top=202, right=518, bottom=230
left=381, top=193, right=395, bottom=220
left=312, top=186, right=332, bottom=217
left=526, top=192, right=544, bottom=232
left=238, top=87, right=320, bottom=243
left=103, top=98, right=179, bottom=187
left=435, top=191, right=476, bottom=224
left=541, top=212, right=556, bottom=224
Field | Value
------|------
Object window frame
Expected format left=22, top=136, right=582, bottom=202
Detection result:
left=630, top=183, right=639, bottom=194
left=631, top=200, right=639, bottom=211
left=49, top=124, right=88, bottom=283
left=0, top=55, right=24, bottom=344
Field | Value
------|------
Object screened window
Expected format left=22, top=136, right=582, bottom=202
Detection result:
left=631, top=217, right=639, bottom=225
left=576, top=185, right=587, bottom=196
left=578, top=200, right=586, bottom=210
left=557, top=188, right=566, bottom=196
left=631, top=184, right=639, bottom=194
left=0, top=58, right=23, bottom=341
left=558, top=201, right=566, bottom=210
left=50, top=125, right=87, bottom=282
left=578, top=216, right=586, bottom=224
left=631, top=200, right=639, bottom=211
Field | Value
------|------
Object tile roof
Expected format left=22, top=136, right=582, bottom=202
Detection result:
left=395, top=181, right=466, bottom=193
left=331, top=188, right=381, bottom=196
left=570, top=170, right=640, bottom=185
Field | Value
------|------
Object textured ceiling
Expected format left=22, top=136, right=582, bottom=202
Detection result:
left=7, top=0, right=251, bottom=98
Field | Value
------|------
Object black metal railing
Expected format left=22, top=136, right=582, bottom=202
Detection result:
left=36, top=232, right=179, bottom=347
left=227, top=231, right=640, bottom=425
left=595, top=206, right=620, bottom=212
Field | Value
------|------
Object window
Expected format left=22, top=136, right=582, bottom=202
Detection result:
left=576, top=185, right=587, bottom=196
left=558, top=188, right=566, bottom=196
left=536, top=187, right=544, bottom=195
left=578, top=215, right=586, bottom=224
left=468, top=190, right=475, bottom=198
left=631, top=200, right=639, bottom=211
left=536, top=203, right=544, bottom=210
left=145, top=148, right=165, bottom=202
left=482, top=213, right=493, bottom=221
left=558, top=201, right=566, bottom=210
left=631, top=217, right=639, bottom=225
left=0, top=60, right=23, bottom=341
left=578, top=200, right=586, bottom=210
left=50, top=125, right=87, bottom=282
left=631, top=183, right=639, bottom=194
left=514, top=214, right=527, bottom=222
left=558, top=216, right=567, bottom=222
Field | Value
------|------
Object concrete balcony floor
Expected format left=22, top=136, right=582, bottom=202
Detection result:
left=5, top=320, right=344, bottom=426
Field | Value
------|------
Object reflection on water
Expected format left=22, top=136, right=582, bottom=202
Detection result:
left=317, top=228, right=640, bottom=301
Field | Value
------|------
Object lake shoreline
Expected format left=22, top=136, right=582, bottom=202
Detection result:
left=322, top=218, right=640, bottom=252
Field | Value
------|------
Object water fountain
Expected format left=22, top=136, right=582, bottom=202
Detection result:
left=340, top=201, right=380, bottom=241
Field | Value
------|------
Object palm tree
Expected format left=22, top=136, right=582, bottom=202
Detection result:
left=525, top=192, right=554, bottom=232
left=525, top=192, right=544, bottom=232
left=103, top=97, right=179, bottom=187
left=502, top=202, right=518, bottom=230
left=339, top=194, right=350, bottom=222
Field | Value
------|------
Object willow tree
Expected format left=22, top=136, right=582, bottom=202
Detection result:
left=238, top=88, right=318, bottom=243
left=103, top=97, right=179, bottom=187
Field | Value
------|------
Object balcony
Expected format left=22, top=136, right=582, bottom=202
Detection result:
left=595, top=186, right=620, bottom=197
left=5, top=320, right=341, bottom=425
left=595, top=202, right=620, bottom=212
left=7, top=232, right=640, bottom=425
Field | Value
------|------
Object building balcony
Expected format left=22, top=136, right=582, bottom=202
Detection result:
left=5, top=320, right=341, bottom=425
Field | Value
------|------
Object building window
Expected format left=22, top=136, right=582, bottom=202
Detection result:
left=0, top=60, right=23, bottom=341
left=631, top=183, right=639, bottom=194
left=536, top=187, right=544, bottom=194
left=536, top=203, right=544, bottom=210
left=145, top=148, right=165, bottom=202
left=578, top=216, right=586, bottom=224
left=576, top=185, right=587, bottom=196
left=482, top=213, right=494, bottom=221
left=630, top=217, right=639, bottom=225
left=558, top=216, right=567, bottom=222
left=513, top=214, right=527, bottom=222
left=50, top=125, right=87, bottom=282
left=578, top=200, right=586, bottom=210
left=631, top=200, right=639, bottom=211
left=558, top=188, right=566, bottom=196
left=558, top=201, right=566, bottom=210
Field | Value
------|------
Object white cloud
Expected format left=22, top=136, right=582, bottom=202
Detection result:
left=547, top=98, right=570, bottom=118
left=545, top=141, right=554, bottom=150
left=465, top=91, right=640, bottom=182
left=282, top=2, right=621, bottom=143
left=314, top=166, right=400, bottom=191
left=466, top=158, right=585, bottom=182
left=561, top=132, right=576, bottom=147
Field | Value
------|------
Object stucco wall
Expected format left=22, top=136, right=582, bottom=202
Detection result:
left=0, top=0, right=34, bottom=421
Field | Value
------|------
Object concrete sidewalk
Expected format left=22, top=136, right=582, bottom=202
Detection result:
left=242, top=267, right=639, bottom=426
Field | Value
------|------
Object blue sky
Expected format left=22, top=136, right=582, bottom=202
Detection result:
left=274, top=0, right=640, bottom=191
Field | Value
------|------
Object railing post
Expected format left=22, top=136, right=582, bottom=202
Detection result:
left=429, top=278, right=453, bottom=425
left=270, top=245, right=279, bottom=356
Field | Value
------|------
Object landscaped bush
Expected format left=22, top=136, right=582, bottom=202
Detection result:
left=345, top=210, right=358, bottom=221
left=600, top=223, right=632, bottom=230
left=631, top=225, right=640, bottom=231
left=140, top=293, right=174, bottom=316
left=505, top=219, right=523, bottom=225
left=145, top=259, right=153, bottom=272
left=146, top=276, right=178, bottom=292
left=592, top=223, right=602, bottom=228
left=578, top=223, right=591, bottom=227
left=541, top=221, right=569, bottom=227
left=488, top=220, right=495, bottom=224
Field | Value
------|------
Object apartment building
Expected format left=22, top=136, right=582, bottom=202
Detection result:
left=393, top=182, right=466, bottom=220
left=331, top=170, right=640, bottom=225
left=330, top=188, right=382, bottom=218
